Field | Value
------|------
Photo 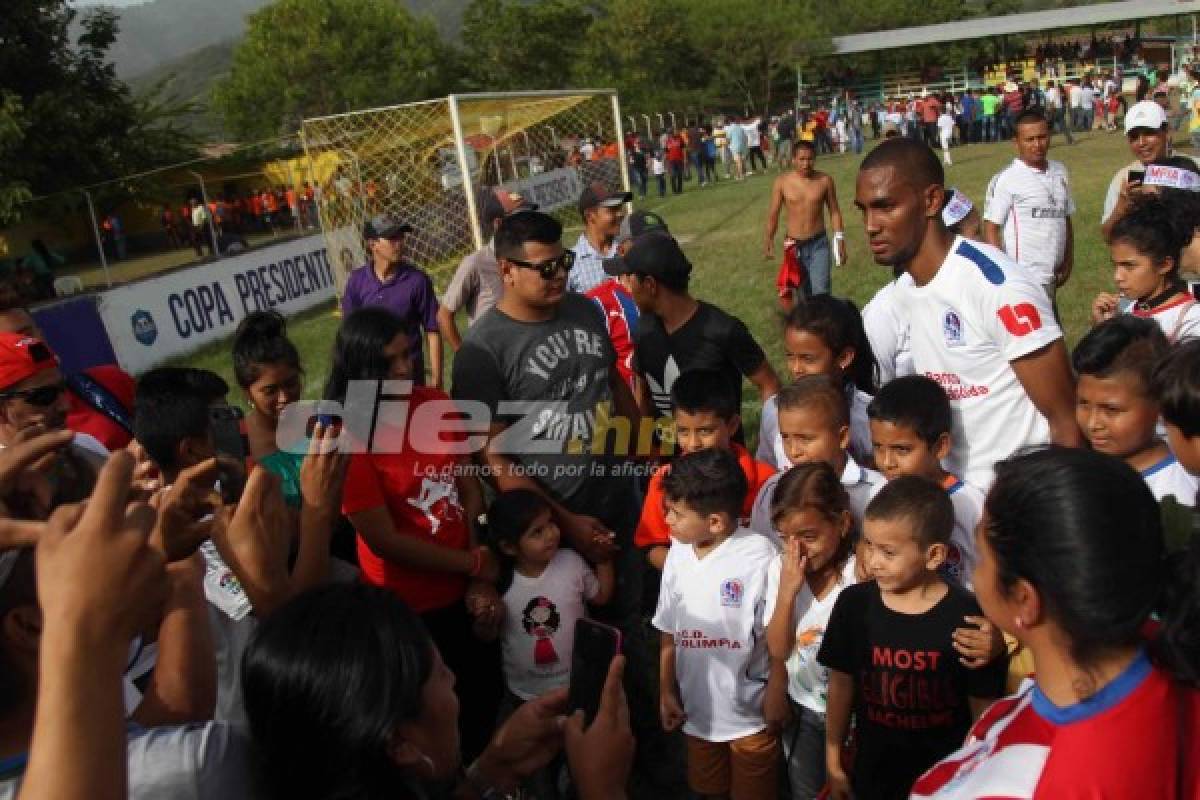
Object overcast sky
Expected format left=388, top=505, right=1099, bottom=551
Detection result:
left=71, top=1, right=149, bottom=6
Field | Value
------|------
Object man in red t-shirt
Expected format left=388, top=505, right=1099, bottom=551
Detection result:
left=922, top=92, right=942, bottom=147
left=1002, top=81, right=1024, bottom=139
left=665, top=131, right=686, bottom=194
left=634, top=369, right=775, bottom=572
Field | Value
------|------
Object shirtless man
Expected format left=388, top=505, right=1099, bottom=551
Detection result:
left=764, top=140, right=846, bottom=311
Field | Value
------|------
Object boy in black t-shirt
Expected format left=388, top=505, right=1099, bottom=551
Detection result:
left=817, top=476, right=1007, bottom=800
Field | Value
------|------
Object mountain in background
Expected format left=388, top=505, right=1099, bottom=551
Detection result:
left=75, top=0, right=466, bottom=79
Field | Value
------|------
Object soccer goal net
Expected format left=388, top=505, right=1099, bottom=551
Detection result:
left=300, top=90, right=631, bottom=294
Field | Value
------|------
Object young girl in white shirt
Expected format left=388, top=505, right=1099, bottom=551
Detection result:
left=486, top=490, right=614, bottom=703
left=758, top=295, right=879, bottom=470
left=483, top=490, right=615, bottom=797
left=1092, top=193, right=1200, bottom=343
left=762, top=462, right=858, bottom=799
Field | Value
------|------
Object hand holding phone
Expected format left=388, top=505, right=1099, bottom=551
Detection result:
left=564, top=654, right=635, bottom=800
left=567, top=619, right=622, bottom=726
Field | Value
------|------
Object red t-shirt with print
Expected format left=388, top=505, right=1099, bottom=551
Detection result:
left=341, top=385, right=470, bottom=613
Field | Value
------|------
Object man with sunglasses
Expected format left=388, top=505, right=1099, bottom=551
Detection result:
left=341, top=213, right=443, bottom=388
left=0, top=333, right=106, bottom=517
left=437, top=188, right=537, bottom=351
left=453, top=209, right=659, bottom=777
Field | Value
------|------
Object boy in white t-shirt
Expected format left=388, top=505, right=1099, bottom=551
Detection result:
left=654, top=448, right=779, bottom=800
left=750, top=376, right=884, bottom=544
left=866, top=375, right=985, bottom=587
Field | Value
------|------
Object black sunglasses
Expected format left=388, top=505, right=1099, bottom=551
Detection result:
left=507, top=250, right=575, bottom=279
left=0, top=383, right=65, bottom=407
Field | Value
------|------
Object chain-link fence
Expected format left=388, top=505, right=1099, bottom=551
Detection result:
left=2, top=138, right=326, bottom=298
left=300, top=90, right=630, bottom=293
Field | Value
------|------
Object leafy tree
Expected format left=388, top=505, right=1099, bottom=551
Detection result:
left=574, top=0, right=711, bottom=113
left=213, top=0, right=454, bottom=140
left=0, top=1, right=194, bottom=216
left=687, top=0, right=829, bottom=114
left=0, top=93, right=32, bottom=227
left=458, top=0, right=595, bottom=91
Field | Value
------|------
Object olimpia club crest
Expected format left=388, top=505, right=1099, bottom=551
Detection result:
left=131, top=309, right=158, bottom=346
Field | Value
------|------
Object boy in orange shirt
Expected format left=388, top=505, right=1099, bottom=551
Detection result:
left=636, top=369, right=776, bottom=570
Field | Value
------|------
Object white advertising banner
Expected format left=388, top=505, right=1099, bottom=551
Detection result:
left=506, top=167, right=585, bottom=213
left=97, top=234, right=337, bottom=374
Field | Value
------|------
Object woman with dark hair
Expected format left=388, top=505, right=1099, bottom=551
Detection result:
left=233, top=311, right=306, bottom=505
left=242, top=583, right=634, bottom=800
left=911, top=446, right=1200, bottom=798
left=326, top=307, right=502, bottom=760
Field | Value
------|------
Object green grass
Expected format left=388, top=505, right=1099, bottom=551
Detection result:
left=181, top=129, right=1154, bottom=445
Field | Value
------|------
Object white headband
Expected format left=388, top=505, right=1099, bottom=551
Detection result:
left=1145, top=164, right=1200, bottom=192
left=942, top=188, right=974, bottom=227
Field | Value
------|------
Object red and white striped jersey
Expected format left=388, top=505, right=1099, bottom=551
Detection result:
left=911, top=651, right=1200, bottom=799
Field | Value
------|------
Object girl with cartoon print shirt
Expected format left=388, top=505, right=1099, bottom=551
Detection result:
left=486, top=489, right=614, bottom=700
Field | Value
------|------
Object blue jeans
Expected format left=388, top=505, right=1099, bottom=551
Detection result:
left=783, top=703, right=827, bottom=800
left=692, top=151, right=706, bottom=185
left=850, top=127, right=864, bottom=153
left=631, top=166, right=647, bottom=198
left=796, top=232, right=832, bottom=297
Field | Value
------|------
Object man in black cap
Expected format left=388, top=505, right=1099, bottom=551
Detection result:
left=341, top=213, right=442, bottom=387
left=567, top=180, right=632, bottom=294
left=437, top=188, right=537, bottom=350
left=603, top=231, right=781, bottom=425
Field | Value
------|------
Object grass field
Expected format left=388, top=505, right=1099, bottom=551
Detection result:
left=178, top=128, right=1153, bottom=444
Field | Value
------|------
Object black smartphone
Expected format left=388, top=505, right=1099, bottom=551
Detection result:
left=209, top=405, right=247, bottom=505
left=1128, top=169, right=1145, bottom=185
left=567, top=619, right=623, bottom=726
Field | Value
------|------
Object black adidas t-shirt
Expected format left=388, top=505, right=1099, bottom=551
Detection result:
left=632, top=300, right=766, bottom=423
left=818, top=581, right=1008, bottom=800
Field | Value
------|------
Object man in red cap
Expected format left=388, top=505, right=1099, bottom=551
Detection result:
left=0, top=307, right=134, bottom=451
left=0, top=332, right=105, bottom=516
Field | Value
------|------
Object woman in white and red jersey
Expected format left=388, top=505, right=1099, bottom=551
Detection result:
left=911, top=446, right=1200, bottom=799
left=1092, top=193, right=1200, bottom=344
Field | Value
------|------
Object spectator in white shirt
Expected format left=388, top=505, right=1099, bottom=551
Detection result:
left=983, top=110, right=1076, bottom=301
left=1067, top=80, right=1084, bottom=131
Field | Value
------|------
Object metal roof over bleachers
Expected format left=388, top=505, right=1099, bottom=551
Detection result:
left=832, top=0, right=1200, bottom=54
